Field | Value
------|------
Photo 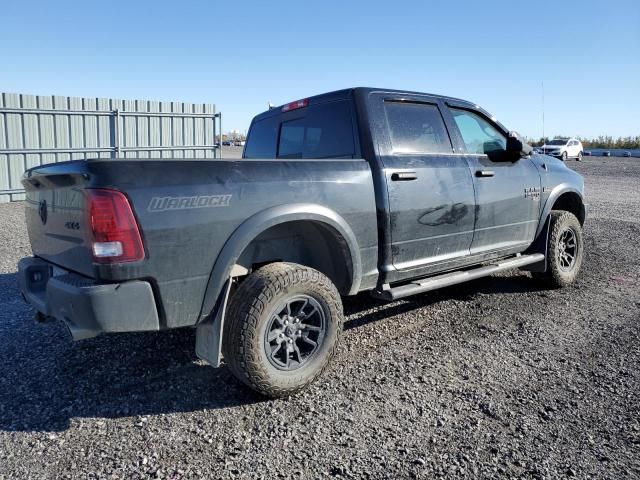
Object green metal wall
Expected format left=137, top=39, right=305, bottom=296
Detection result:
left=0, top=92, right=217, bottom=202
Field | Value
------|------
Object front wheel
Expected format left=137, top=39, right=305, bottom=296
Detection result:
left=561, top=151, right=568, bottom=161
left=533, top=211, right=584, bottom=288
left=222, top=262, right=343, bottom=398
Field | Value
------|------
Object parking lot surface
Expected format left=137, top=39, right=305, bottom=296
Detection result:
left=0, top=157, right=638, bottom=479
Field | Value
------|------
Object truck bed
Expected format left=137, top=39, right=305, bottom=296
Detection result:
left=22, top=157, right=379, bottom=328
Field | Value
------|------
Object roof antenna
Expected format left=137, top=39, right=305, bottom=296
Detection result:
left=541, top=80, right=545, bottom=143
left=268, top=101, right=274, bottom=110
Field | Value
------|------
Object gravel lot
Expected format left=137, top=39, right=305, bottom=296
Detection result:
left=219, top=146, right=244, bottom=159
left=1, top=156, right=639, bottom=479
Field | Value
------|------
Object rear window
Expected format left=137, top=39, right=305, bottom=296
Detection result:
left=384, top=101, right=452, bottom=154
left=244, top=101, right=355, bottom=159
left=243, top=115, right=279, bottom=158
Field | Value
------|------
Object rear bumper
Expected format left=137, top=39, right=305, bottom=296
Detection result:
left=18, top=257, right=160, bottom=340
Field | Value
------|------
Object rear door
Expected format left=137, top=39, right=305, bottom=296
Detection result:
left=370, top=93, right=476, bottom=274
left=444, top=105, right=541, bottom=255
left=569, top=140, right=580, bottom=157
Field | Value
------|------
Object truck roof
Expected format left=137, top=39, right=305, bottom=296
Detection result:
left=252, top=87, right=478, bottom=122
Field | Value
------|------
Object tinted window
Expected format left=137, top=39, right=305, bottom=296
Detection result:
left=450, top=108, right=506, bottom=154
left=279, top=118, right=305, bottom=158
left=384, top=101, right=452, bottom=154
left=278, top=101, right=355, bottom=159
left=244, top=115, right=279, bottom=158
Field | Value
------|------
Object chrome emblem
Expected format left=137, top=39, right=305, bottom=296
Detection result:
left=38, top=199, right=48, bottom=224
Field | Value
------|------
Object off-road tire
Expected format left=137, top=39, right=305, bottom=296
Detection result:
left=533, top=211, right=584, bottom=288
left=222, top=262, right=343, bottom=398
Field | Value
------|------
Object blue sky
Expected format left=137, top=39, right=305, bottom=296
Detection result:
left=1, top=0, right=638, bottom=138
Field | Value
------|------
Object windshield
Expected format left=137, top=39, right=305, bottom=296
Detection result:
left=547, top=139, right=567, bottom=146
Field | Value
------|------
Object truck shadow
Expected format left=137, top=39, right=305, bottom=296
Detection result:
left=0, top=272, right=264, bottom=433
left=343, top=273, right=547, bottom=330
left=0, top=271, right=546, bottom=433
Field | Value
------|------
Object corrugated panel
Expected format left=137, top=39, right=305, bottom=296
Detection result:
left=194, top=103, right=205, bottom=159
left=0, top=94, right=8, bottom=203
left=37, top=96, right=56, bottom=167
left=171, top=102, right=184, bottom=159
left=0, top=92, right=217, bottom=202
left=5, top=93, right=26, bottom=202
left=160, top=101, right=173, bottom=160
left=204, top=103, right=215, bottom=159
left=53, top=95, right=71, bottom=164
left=136, top=100, right=149, bottom=159
left=148, top=101, right=161, bottom=159
left=184, top=103, right=194, bottom=159
left=97, top=98, right=112, bottom=159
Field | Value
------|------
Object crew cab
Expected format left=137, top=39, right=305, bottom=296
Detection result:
left=18, top=88, right=587, bottom=397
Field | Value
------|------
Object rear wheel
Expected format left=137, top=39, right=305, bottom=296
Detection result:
left=222, top=262, right=343, bottom=398
left=533, top=211, right=584, bottom=288
left=576, top=151, right=583, bottom=161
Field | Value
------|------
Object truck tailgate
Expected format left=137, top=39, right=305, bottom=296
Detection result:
left=22, top=161, right=94, bottom=277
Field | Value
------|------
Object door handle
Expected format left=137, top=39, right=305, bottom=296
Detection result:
left=475, top=170, right=495, bottom=178
left=391, top=171, right=418, bottom=181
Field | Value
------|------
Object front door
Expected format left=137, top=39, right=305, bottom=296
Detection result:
left=446, top=106, right=541, bottom=255
left=372, top=95, right=476, bottom=275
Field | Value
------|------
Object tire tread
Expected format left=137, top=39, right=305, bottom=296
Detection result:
left=534, top=210, right=584, bottom=288
left=222, top=262, right=343, bottom=398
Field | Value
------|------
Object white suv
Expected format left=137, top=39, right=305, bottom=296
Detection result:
left=539, top=138, right=584, bottom=161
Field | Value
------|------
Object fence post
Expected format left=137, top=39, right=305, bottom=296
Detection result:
left=213, top=111, right=217, bottom=159
left=214, top=112, right=222, bottom=158
left=114, top=109, right=120, bottom=157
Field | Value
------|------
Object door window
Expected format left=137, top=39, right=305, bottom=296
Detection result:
left=384, top=101, right=452, bottom=154
left=450, top=108, right=507, bottom=155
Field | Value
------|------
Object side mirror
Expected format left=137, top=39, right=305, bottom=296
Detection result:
left=485, top=132, right=532, bottom=162
left=504, top=132, right=532, bottom=161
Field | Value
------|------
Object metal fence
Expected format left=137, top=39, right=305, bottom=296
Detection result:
left=0, top=92, right=219, bottom=202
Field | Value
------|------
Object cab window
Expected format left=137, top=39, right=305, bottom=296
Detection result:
left=243, top=115, right=279, bottom=158
left=278, top=101, right=355, bottom=159
left=244, top=100, right=355, bottom=159
left=450, top=108, right=506, bottom=155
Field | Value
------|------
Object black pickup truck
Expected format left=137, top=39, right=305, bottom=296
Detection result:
left=18, top=87, right=586, bottom=397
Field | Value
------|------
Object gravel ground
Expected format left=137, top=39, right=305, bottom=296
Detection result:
left=220, top=146, right=244, bottom=159
left=0, top=156, right=639, bottom=479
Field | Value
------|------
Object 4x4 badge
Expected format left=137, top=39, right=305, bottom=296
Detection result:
left=38, top=199, right=48, bottom=224
left=524, top=187, right=541, bottom=200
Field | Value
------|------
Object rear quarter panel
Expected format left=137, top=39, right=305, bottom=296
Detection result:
left=85, top=158, right=377, bottom=328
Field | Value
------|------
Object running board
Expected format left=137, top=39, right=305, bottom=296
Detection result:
left=372, top=253, right=545, bottom=301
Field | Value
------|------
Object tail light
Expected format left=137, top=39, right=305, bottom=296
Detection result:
left=86, top=189, right=145, bottom=264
